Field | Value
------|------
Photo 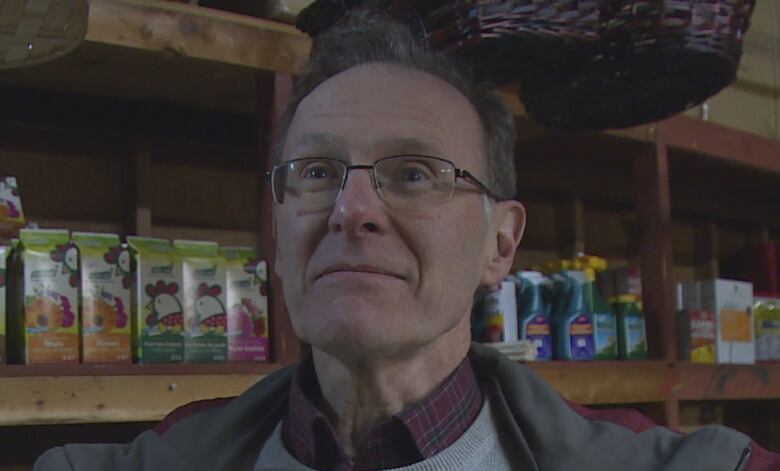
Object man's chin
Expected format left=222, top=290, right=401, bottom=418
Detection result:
left=298, top=320, right=419, bottom=360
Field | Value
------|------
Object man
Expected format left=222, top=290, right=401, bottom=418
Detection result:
left=37, top=11, right=779, bottom=471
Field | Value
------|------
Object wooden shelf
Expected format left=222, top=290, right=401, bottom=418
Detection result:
left=673, top=362, right=780, bottom=402
left=87, top=0, right=310, bottom=73
left=0, top=0, right=312, bottom=115
left=0, top=363, right=283, bottom=426
left=527, top=361, right=669, bottom=405
left=6, top=360, right=780, bottom=426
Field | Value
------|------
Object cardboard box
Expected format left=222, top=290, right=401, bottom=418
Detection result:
left=221, top=247, right=269, bottom=362
left=127, top=237, right=184, bottom=363
left=677, top=281, right=717, bottom=363
left=174, top=240, right=227, bottom=363
left=11, top=229, right=79, bottom=364
left=73, top=232, right=132, bottom=364
left=700, top=279, right=755, bottom=364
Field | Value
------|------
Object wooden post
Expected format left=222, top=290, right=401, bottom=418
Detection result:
left=634, top=141, right=675, bottom=362
left=556, top=197, right=585, bottom=259
left=126, top=142, right=153, bottom=237
left=635, top=139, right=678, bottom=428
left=694, top=222, right=719, bottom=279
left=257, top=71, right=301, bottom=365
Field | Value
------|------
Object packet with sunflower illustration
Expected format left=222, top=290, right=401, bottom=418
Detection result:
left=0, top=177, right=25, bottom=241
left=127, top=236, right=184, bottom=363
left=8, top=229, right=79, bottom=364
left=72, top=232, right=132, bottom=364
left=174, top=240, right=227, bottom=363
left=220, top=247, right=269, bottom=362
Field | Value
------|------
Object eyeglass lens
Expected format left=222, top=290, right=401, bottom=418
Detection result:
left=272, top=156, right=457, bottom=210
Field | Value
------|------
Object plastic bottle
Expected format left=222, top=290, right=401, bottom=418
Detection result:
left=517, top=271, right=552, bottom=360
left=614, top=294, right=648, bottom=360
left=474, top=281, right=518, bottom=343
left=553, top=269, right=595, bottom=360
left=577, top=255, right=618, bottom=360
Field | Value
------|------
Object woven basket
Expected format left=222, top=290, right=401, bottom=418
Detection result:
left=297, top=0, right=755, bottom=130
left=520, top=0, right=756, bottom=130
left=0, top=0, right=89, bottom=70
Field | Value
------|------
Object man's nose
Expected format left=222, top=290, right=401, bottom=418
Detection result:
left=328, top=168, right=387, bottom=236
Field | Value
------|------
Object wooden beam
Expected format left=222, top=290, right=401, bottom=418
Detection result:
left=694, top=222, right=719, bottom=279
left=86, top=0, right=311, bottom=73
left=556, top=197, right=585, bottom=259
left=658, top=115, right=780, bottom=174
left=635, top=142, right=676, bottom=361
left=129, top=142, right=153, bottom=236
left=257, top=71, right=301, bottom=365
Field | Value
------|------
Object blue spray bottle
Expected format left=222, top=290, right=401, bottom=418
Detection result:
left=554, top=270, right=595, bottom=360
left=517, top=271, right=552, bottom=360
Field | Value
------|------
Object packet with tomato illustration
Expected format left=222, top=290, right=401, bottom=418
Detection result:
left=8, top=229, right=79, bottom=364
left=174, top=240, right=227, bottom=363
left=127, top=236, right=184, bottom=363
left=73, top=232, right=132, bottom=363
left=0, top=177, right=25, bottom=241
left=220, top=247, right=269, bottom=362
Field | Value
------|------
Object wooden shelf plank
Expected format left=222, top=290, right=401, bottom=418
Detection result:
left=0, top=363, right=283, bottom=426
left=0, top=362, right=280, bottom=377
left=673, top=362, right=780, bottom=401
left=0, top=373, right=266, bottom=426
left=86, top=0, right=311, bottom=73
left=526, top=361, right=670, bottom=405
left=658, top=115, right=780, bottom=174
left=6, top=360, right=780, bottom=426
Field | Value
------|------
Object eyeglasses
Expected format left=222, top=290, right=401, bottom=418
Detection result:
left=269, top=155, right=496, bottom=211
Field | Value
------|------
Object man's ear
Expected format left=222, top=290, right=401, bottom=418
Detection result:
left=482, top=200, right=526, bottom=286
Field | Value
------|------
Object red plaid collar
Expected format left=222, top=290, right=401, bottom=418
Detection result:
left=282, top=354, right=483, bottom=470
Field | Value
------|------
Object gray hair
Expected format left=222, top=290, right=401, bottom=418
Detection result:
left=274, top=11, right=518, bottom=201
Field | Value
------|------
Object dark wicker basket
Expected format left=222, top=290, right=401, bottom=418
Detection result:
left=297, top=0, right=756, bottom=130
left=521, top=0, right=756, bottom=130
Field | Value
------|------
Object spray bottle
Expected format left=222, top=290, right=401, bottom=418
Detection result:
left=516, top=271, right=552, bottom=360
left=577, top=255, right=618, bottom=360
left=547, top=261, right=595, bottom=361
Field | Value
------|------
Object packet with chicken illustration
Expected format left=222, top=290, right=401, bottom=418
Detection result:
left=0, top=177, right=25, bottom=240
left=174, top=240, right=227, bottom=363
left=220, top=247, right=269, bottom=362
left=73, top=232, right=132, bottom=363
left=8, top=229, right=79, bottom=364
left=127, top=236, right=184, bottom=363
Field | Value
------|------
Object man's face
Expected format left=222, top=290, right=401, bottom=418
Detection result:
left=274, top=64, right=504, bottom=360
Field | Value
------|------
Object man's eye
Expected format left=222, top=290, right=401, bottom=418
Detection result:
left=302, top=165, right=330, bottom=179
left=398, top=166, right=430, bottom=182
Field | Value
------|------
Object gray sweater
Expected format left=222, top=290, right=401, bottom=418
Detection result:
left=36, top=343, right=775, bottom=470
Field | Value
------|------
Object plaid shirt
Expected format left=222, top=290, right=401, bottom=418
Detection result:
left=281, top=354, right=484, bottom=471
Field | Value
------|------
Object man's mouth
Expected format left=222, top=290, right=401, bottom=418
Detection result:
left=317, top=264, right=405, bottom=281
